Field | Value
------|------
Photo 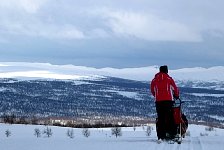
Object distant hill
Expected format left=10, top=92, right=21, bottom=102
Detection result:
left=0, top=77, right=224, bottom=126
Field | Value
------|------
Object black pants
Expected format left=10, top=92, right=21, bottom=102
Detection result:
left=156, top=101, right=176, bottom=139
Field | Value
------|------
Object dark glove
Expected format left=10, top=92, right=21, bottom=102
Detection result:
left=173, top=95, right=179, bottom=100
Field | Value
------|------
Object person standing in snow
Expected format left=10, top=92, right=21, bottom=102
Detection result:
left=150, top=65, right=179, bottom=140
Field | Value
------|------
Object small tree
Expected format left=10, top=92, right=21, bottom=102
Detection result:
left=34, top=128, right=41, bottom=138
left=111, top=127, right=122, bottom=138
left=146, top=126, right=152, bottom=136
left=43, top=127, right=53, bottom=137
left=5, top=129, right=11, bottom=137
left=67, top=129, right=74, bottom=139
left=82, top=128, right=90, bottom=138
left=133, top=124, right=136, bottom=131
left=205, top=126, right=214, bottom=132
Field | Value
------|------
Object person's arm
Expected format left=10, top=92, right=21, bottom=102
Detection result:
left=170, top=78, right=179, bottom=99
left=150, top=79, right=155, bottom=97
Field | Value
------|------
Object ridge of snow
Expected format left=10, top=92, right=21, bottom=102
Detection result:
left=0, top=62, right=224, bottom=82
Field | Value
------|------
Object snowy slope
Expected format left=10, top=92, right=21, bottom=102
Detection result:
left=0, top=62, right=224, bottom=82
left=0, top=123, right=224, bottom=150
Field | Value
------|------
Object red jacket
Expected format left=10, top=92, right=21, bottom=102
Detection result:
left=151, top=72, right=179, bottom=101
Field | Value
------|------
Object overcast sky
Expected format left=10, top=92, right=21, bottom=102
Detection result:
left=0, top=0, right=224, bottom=69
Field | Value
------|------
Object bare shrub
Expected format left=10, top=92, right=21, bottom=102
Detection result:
left=146, top=126, right=152, bottom=136
left=82, top=128, right=90, bottom=138
left=5, top=129, right=11, bottom=137
left=205, top=126, right=214, bottom=132
left=34, top=128, right=41, bottom=138
left=67, top=129, right=74, bottom=139
left=43, top=127, right=53, bottom=137
left=111, top=127, right=122, bottom=138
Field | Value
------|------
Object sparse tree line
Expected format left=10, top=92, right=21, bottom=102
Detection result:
left=2, top=113, right=224, bottom=130
left=1, top=124, right=218, bottom=139
left=34, top=127, right=53, bottom=138
left=64, top=122, right=129, bottom=128
left=1, top=114, right=38, bottom=125
left=1, top=125, right=156, bottom=139
left=0, top=114, right=140, bottom=128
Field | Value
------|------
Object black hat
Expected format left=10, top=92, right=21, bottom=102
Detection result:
left=159, top=65, right=168, bottom=73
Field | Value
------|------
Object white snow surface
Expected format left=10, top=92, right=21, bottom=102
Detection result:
left=0, top=62, right=224, bottom=82
left=0, top=123, right=224, bottom=150
left=187, top=93, right=224, bottom=97
left=107, top=89, right=142, bottom=100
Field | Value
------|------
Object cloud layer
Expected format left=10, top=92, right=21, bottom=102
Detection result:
left=0, top=0, right=216, bottom=41
left=0, top=0, right=224, bottom=68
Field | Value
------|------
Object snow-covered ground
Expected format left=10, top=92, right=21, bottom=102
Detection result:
left=0, top=123, right=224, bottom=150
left=187, top=93, right=224, bottom=97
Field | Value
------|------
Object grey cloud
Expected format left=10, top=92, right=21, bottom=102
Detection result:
left=0, top=0, right=224, bottom=68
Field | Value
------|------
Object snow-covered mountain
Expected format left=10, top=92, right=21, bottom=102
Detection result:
left=1, top=62, right=224, bottom=90
left=1, top=62, right=224, bottom=81
left=0, top=123, right=224, bottom=150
